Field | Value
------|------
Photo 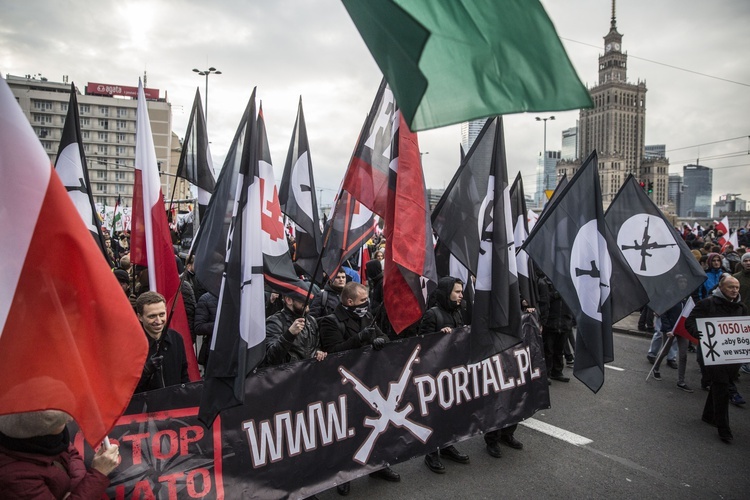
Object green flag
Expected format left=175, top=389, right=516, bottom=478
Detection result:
left=343, top=0, right=593, bottom=131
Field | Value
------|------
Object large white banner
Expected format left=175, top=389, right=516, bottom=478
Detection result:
left=95, top=204, right=132, bottom=232
left=696, top=317, right=750, bottom=366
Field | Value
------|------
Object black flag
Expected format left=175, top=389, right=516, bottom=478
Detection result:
left=199, top=88, right=265, bottom=426
left=279, top=97, right=322, bottom=279
left=320, top=190, right=375, bottom=279
left=510, top=173, right=538, bottom=308
left=433, top=117, right=522, bottom=361
left=54, top=83, right=110, bottom=264
left=605, top=175, right=706, bottom=315
left=523, top=151, right=647, bottom=392
left=176, top=88, right=216, bottom=212
left=193, top=95, right=254, bottom=297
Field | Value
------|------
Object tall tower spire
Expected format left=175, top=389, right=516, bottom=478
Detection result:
left=611, top=0, right=617, bottom=30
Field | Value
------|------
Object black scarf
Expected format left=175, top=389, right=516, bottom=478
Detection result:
left=0, top=427, right=70, bottom=456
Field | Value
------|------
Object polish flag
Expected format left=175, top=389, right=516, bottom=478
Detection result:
left=0, top=76, right=148, bottom=446
left=672, top=297, right=698, bottom=344
left=130, top=81, right=200, bottom=380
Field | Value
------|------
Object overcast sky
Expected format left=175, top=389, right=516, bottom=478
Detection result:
left=2, top=0, right=748, bottom=211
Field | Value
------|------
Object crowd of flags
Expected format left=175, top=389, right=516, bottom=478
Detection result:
left=0, top=0, right=715, bottom=445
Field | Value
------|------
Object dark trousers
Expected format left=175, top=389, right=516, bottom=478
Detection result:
left=638, top=306, right=654, bottom=329
left=702, top=364, right=740, bottom=437
left=543, top=328, right=568, bottom=376
left=484, top=424, right=518, bottom=445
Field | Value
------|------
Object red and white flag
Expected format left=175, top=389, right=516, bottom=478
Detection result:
left=672, top=297, right=699, bottom=344
left=0, top=76, right=148, bottom=446
left=130, top=80, right=199, bottom=380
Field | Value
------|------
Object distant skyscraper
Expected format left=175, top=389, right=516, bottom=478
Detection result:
left=536, top=151, right=561, bottom=205
left=461, top=118, right=488, bottom=152
left=681, top=164, right=712, bottom=217
left=645, top=144, right=666, bottom=159
left=668, top=174, right=682, bottom=214
left=561, top=125, right=578, bottom=161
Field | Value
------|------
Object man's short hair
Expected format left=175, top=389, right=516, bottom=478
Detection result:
left=136, top=291, right=166, bottom=315
left=341, top=282, right=366, bottom=304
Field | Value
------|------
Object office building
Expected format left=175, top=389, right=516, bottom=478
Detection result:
left=680, top=164, right=712, bottom=217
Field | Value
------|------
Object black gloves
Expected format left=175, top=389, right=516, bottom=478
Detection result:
left=143, top=354, right=164, bottom=377
left=372, top=337, right=388, bottom=351
left=358, top=326, right=376, bottom=344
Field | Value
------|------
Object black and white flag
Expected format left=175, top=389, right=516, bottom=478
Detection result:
left=193, top=94, right=254, bottom=297
left=199, top=89, right=265, bottom=426
left=54, top=83, right=109, bottom=264
left=523, top=152, right=648, bottom=392
left=279, top=97, right=322, bottom=280
left=605, top=175, right=706, bottom=315
left=433, top=117, right=522, bottom=361
left=510, top=173, right=538, bottom=308
left=176, top=88, right=216, bottom=212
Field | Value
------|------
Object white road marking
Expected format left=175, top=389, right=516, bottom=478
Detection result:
left=605, top=365, right=624, bottom=371
left=519, top=418, right=593, bottom=446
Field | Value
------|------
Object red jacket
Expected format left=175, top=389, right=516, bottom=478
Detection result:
left=0, top=443, right=109, bottom=499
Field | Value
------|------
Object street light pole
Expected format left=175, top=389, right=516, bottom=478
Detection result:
left=535, top=115, right=555, bottom=194
left=192, top=67, right=222, bottom=124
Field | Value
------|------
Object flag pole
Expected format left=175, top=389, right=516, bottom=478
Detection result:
left=645, top=334, right=670, bottom=381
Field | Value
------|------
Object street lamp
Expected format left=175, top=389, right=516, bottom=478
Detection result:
left=192, top=67, right=222, bottom=123
left=536, top=115, right=555, bottom=193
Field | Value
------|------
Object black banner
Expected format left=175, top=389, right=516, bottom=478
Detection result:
left=72, top=325, right=549, bottom=499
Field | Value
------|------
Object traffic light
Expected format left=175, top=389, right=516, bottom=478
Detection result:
left=648, top=181, right=653, bottom=194
left=639, top=180, right=646, bottom=190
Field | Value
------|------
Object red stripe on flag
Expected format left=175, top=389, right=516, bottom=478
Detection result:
left=342, top=157, right=389, bottom=217
left=0, top=170, right=147, bottom=446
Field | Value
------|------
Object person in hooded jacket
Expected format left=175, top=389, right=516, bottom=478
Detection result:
left=0, top=410, right=120, bottom=499
left=418, top=277, right=472, bottom=474
left=699, top=252, right=727, bottom=299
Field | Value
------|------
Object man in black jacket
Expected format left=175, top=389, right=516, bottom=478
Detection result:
left=418, top=277, right=472, bottom=473
left=309, top=270, right=347, bottom=319
left=318, top=282, right=399, bottom=494
left=263, top=288, right=327, bottom=367
left=135, top=291, right=189, bottom=393
left=537, top=273, right=573, bottom=383
left=686, top=274, right=747, bottom=443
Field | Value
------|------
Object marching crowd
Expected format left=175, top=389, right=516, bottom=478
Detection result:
left=2, top=220, right=749, bottom=498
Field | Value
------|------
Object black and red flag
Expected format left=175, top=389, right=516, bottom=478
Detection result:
left=257, top=105, right=312, bottom=298
left=54, top=83, right=110, bottom=264
left=279, top=97, right=323, bottom=280
left=320, top=190, right=376, bottom=279
left=340, top=78, right=394, bottom=217
left=199, top=89, right=266, bottom=426
left=383, top=109, right=437, bottom=333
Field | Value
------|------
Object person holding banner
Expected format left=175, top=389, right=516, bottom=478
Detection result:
left=318, top=282, right=399, bottom=494
left=0, top=410, right=120, bottom=498
left=686, top=275, right=746, bottom=443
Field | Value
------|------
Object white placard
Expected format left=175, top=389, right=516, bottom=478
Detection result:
left=696, top=317, right=750, bottom=366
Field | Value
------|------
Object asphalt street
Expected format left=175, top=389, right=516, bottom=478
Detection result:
left=315, top=329, right=750, bottom=500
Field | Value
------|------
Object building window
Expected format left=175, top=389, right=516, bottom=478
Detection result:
left=115, top=184, right=126, bottom=193
left=83, top=144, right=91, bottom=153
left=96, top=171, right=106, bottom=179
left=60, top=102, right=68, bottom=112
left=33, top=100, right=53, bottom=110
left=80, top=104, right=90, bottom=114
left=97, top=145, right=107, bottom=154
left=117, top=108, right=128, bottom=118
left=116, top=146, right=126, bottom=156
left=117, top=133, right=126, bottom=143
left=82, top=130, right=90, bottom=139
left=81, top=117, right=90, bottom=127
left=115, top=171, right=126, bottom=180
left=33, top=114, right=53, bottom=124
left=36, top=128, right=49, bottom=138
left=100, top=107, right=109, bottom=116
left=116, top=120, right=127, bottom=130
left=41, top=141, right=52, bottom=150
left=98, top=132, right=108, bottom=141
left=96, top=183, right=106, bottom=192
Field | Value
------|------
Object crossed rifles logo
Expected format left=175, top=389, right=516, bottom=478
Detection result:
left=338, top=345, right=432, bottom=465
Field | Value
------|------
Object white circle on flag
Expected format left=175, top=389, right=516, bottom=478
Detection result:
left=570, top=220, right=612, bottom=321
left=617, top=214, right=680, bottom=277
